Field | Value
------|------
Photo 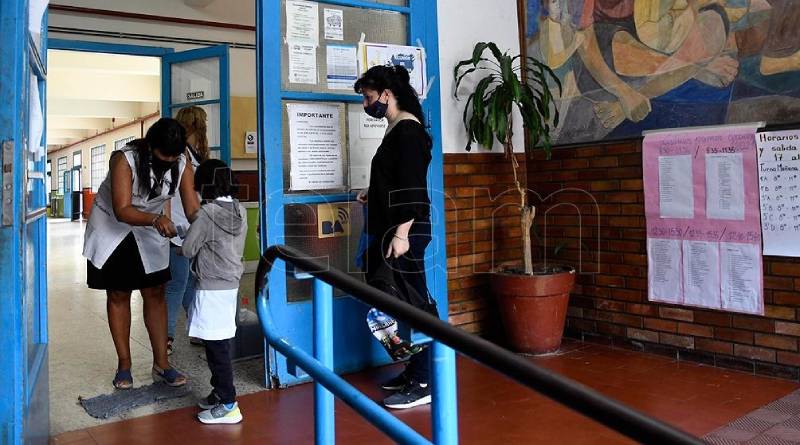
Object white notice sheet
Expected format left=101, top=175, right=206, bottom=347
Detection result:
left=658, top=155, right=694, bottom=219
left=288, top=43, right=317, bottom=84
left=706, top=153, right=745, bottom=220
left=682, top=240, right=720, bottom=308
left=285, top=0, right=319, bottom=46
left=326, top=45, right=358, bottom=90
left=720, top=242, right=762, bottom=314
left=287, top=103, right=343, bottom=191
left=323, top=8, right=344, bottom=41
left=648, top=238, right=683, bottom=304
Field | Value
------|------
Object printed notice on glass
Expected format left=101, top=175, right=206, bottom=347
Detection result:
left=720, top=243, right=761, bottom=314
left=706, top=153, right=745, bottom=220
left=288, top=43, right=317, bottom=84
left=326, top=45, right=358, bottom=90
left=756, top=129, right=800, bottom=257
left=287, top=103, right=343, bottom=191
left=643, top=125, right=763, bottom=315
left=682, top=240, right=720, bottom=308
left=359, top=114, right=387, bottom=139
left=286, top=0, right=319, bottom=46
left=323, top=8, right=344, bottom=41
left=647, top=238, right=682, bottom=304
left=360, top=42, right=427, bottom=98
left=658, top=155, right=694, bottom=219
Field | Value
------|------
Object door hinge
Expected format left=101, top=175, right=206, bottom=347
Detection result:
left=2, top=140, right=13, bottom=226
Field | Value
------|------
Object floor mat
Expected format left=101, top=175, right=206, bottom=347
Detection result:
left=704, top=389, right=800, bottom=444
left=79, top=382, right=190, bottom=419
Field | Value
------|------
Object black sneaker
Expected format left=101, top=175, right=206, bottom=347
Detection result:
left=383, top=380, right=431, bottom=409
left=380, top=371, right=410, bottom=391
left=198, top=391, right=221, bottom=410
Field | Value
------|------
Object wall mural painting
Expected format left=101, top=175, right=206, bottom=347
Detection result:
left=524, top=0, right=800, bottom=145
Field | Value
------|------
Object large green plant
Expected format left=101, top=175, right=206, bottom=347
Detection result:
left=454, top=42, right=561, bottom=275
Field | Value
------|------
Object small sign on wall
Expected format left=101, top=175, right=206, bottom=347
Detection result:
left=245, top=131, right=257, bottom=154
left=317, top=203, right=350, bottom=238
left=187, top=91, right=205, bottom=101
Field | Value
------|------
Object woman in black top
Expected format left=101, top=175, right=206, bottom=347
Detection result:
left=355, top=65, right=437, bottom=409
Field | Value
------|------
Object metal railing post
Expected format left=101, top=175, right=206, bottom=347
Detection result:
left=431, top=341, right=458, bottom=445
left=314, top=278, right=335, bottom=445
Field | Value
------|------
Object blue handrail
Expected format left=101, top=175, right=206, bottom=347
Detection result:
left=256, top=273, right=457, bottom=444
left=256, top=245, right=703, bottom=445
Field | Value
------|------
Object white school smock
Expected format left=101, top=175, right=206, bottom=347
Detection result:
left=83, top=146, right=187, bottom=274
left=169, top=146, right=200, bottom=247
left=187, top=288, right=238, bottom=340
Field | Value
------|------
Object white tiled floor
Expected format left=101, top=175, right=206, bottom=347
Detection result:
left=47, top=219, right=265, bottom=435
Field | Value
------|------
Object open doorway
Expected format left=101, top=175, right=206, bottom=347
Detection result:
left=44, top=46, right=263, bottom=435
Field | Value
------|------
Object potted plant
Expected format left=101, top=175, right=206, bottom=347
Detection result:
left=454, top=42, right=576, bottom=354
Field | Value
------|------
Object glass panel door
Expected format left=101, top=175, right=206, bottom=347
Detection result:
left=161, top=45, right=230, bottom=162
left=258, top=0, right=447, bottom=387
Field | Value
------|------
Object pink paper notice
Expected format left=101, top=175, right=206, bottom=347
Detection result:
left=643, top=127, right=763, bottom=315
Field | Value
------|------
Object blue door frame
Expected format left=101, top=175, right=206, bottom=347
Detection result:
left=161, top=45, right=231, bottom=163
left=1, top=0, right=49, bottom=443
left=257, top=0, right=448, bottom=387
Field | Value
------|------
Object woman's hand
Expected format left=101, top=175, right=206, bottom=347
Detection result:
left=386, top=235, right=410, bottom=258
left=153, top=215, right=177, bottom=238
left=357, top=188, right=368, bottom=204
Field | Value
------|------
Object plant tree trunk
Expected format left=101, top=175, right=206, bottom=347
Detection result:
left=505, top=115, right=535, bottom=275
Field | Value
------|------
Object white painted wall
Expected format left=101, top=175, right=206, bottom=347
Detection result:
left=437, top=0, right=523, bottom=153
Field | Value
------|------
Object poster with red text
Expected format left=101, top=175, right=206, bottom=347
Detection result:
left=643, top=125, right=763, bottom=315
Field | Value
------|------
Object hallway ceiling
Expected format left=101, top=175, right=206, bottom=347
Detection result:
left=46, top=49, right=160, bottom=151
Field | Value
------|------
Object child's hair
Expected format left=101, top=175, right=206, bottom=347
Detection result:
left=194, top=159, right=236, bottom=200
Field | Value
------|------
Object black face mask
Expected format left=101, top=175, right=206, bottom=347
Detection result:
left=151, top=156, right=176, bottom=177
left=364, top=93, right=388, bottom=119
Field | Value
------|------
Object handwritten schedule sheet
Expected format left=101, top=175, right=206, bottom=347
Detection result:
left=643, top=126, right=763, bottom=315
left=756, top=129, right=800, bottom=257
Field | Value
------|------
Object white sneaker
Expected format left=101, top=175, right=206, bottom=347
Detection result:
left=197, top=402, right=243, bottom=424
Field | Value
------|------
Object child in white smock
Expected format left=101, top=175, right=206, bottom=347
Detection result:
left=182, top=159, right=246, bottom=424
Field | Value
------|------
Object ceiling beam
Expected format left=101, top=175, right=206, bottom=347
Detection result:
left=47, top=116, right=113, bottom=130
left=48, top=99, right=159, bottom=119
left=48, top=71, right=160, bottom=102
left=49, top=49, right=160, bottom=75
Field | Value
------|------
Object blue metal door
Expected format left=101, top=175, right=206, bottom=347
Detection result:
left=161, top=45, right=231, bottom=163
left=257, top=0, right=446, bottom=387
left=0, top=0, right=50, bottom=442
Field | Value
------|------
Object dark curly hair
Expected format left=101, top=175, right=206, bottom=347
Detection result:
left=354, top=65, right=432, bottom=148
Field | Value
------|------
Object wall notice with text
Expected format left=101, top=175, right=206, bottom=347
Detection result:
left=756, top=129, right=800, bottom=257
left=643, top=126, right=764, bottom=315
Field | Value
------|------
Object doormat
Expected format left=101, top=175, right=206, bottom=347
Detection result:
left=704, top=389, right=800, bottom=444
left=79, top=382, right=190, bottom=419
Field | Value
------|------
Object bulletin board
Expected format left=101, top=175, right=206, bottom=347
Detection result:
left=643, top=124, right=764, bottom=315
left=280, top=0, right=408, bottom=95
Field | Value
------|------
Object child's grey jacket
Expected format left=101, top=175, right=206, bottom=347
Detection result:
left=182, top=198, right=247, bottom=291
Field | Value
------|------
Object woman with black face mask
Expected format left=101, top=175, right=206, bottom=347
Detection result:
left=83, top=117, right=201, bottom=390
left=354, top=65, right=438, bottom=410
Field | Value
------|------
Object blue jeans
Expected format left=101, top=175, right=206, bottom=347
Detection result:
left=166, top=244, right=196, bottom=338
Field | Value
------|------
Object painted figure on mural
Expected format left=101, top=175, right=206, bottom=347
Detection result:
left=526, top=0, right=800, bottom=145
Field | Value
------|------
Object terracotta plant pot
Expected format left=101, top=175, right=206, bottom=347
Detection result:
left=490, top=265, right=576, bottom=354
